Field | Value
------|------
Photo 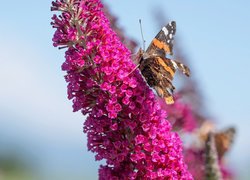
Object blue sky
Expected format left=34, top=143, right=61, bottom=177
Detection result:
left=0, top=0, right=250, bottom=179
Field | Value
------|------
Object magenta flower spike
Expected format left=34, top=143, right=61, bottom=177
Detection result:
left=51, top=0, right=193, bottom=179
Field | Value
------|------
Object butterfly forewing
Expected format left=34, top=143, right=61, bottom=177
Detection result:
left=146, top=21, right=176, bottom=57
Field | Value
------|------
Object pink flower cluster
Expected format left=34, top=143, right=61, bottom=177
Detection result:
left=184, top=148, right=205, bottom=179
left=184, top=148, right=234, bottom=179
left=161, top=97, right=197, bottom=132
left=51, top=0, right=192, bottom=179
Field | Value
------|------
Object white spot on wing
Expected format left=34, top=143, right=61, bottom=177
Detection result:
left=170, top=60, right=178, bottom=69
left=162, top=26, right=169, bottom=36
left=180, top=63, right=185, bottom=68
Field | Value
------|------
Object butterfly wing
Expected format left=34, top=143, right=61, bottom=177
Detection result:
left=152, top=57, right=190, bottom=104
left=215, top=127, right=236, bottom=159
left=169, top=59, right=191, bottom=77
left=146, top=21, right=176, bottom=56
left=139, top=56, right=176, bottom=104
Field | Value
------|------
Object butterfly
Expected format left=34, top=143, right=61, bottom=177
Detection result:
left=136, top=21, right=190, bottom=104
left=198, top=121, right=236, bottom=159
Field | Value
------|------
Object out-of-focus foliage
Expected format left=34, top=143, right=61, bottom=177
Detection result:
left=0, top=153, right=34, bottom=180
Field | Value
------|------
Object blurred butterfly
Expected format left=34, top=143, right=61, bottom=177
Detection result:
left=197, top=121, right=236, bottom=159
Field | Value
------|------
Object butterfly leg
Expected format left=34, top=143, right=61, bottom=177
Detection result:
left=127, top=49, right=144, bottom=76
left=127, top=64, right=140, bottom=76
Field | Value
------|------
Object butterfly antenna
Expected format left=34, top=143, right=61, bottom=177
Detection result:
left=139, top=19, right=146, bottom=51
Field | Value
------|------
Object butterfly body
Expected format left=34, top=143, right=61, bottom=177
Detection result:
left=137, top=21, right=190, bottom=104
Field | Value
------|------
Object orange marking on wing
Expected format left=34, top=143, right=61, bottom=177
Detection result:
left=152, top=38, right=171, bottom=54
left=156, top=57, right=174, bottom=77
left=155, top=86, right=174, bottom=104
left=165, top=96, right=174, bottom=104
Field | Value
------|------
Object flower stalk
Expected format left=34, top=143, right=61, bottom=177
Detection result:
left=205, top=133, right=222, bottom=180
